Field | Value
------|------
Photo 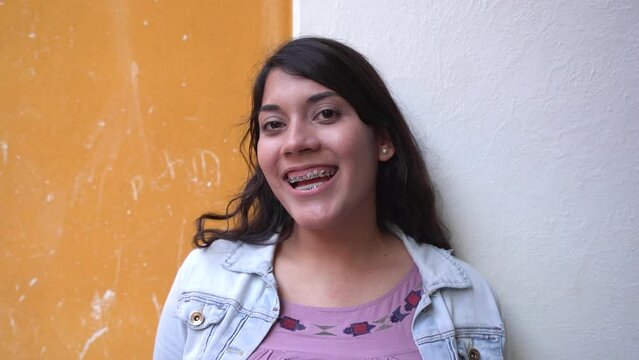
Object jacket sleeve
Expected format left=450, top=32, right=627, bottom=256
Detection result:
left=153, top=251, right=194, bottom=359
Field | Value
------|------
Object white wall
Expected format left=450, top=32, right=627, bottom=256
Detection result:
left=294, top=1, right=639, bottom=358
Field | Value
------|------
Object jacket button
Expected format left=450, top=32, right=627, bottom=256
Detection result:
left=189, top=311, right=204, bottom=326
left=469, top=348, right=481, bottom=360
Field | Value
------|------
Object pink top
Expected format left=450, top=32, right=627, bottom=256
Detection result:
left=248, top=265, right=423, bottom=360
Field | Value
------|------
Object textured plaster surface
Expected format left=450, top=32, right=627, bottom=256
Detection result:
left=295, top=1, right=639, bottom=358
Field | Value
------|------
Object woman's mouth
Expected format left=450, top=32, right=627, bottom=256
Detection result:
left=286, top=167, right=337, bottom=191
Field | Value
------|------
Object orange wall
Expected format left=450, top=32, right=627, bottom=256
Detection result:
left=0, top=1, right=290, bottom=358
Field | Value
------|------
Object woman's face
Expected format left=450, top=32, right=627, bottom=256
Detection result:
left=256, top=68, right=394, bottom=230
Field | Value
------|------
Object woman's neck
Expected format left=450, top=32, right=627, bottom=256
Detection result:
left=280, top=217, right=395, bottom=271
left=273, top=216, right=413, bottom=307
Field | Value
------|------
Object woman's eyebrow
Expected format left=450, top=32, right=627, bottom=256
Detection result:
left=259, top=104, right=280, bottom=112
left=307, top=91, right=338, bottom=104
left=260, top=91, right=339, bottom=113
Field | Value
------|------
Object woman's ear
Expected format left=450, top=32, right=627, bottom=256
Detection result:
left=376, top=132, right=395, bottom=162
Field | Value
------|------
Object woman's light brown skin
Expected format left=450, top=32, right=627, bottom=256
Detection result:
left=257, top=68, right=410, bottom=307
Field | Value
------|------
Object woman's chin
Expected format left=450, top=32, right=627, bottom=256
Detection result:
left=292, top=218, right=333, bottom=231
left=289, top=211, right=340, bottom=232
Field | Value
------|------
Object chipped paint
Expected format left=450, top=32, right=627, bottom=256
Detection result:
left=0, top=1, right=291, bottom=357
left=90, top=290, right=116, bottom=320
left=78, top=327, right=108, bottom=360
left=0, top=141, right=8, bottom=164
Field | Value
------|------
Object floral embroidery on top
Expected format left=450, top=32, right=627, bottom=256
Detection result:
left=275, top=285, right=423, bottom=337
left=344, top=321, right=376, bottom=336
left=390, top=306, right=409, bottom=323
left=404, top=290, right=422, bottom=311
left=277, top=316, right=306, bottom=332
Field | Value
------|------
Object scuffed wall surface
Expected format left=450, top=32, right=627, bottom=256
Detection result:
left=295, top=0, right=639, bottom=358
left=0, top=1, right=290, bottom=358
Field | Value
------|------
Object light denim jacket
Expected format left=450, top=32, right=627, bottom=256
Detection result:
left=154, top=230, right=505, bottom=359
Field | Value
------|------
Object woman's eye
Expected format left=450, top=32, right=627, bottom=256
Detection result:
left=261, top=120, right=285, bottom=132
left=316, top=109, right=339, bottom=121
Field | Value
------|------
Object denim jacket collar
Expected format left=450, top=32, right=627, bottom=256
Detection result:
left=222, top=229, right=471, bottom=293
left=393, top=228, right=471, bottom=294
left=222, top=233, right=279, bottom=278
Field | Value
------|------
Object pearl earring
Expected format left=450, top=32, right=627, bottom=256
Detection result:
left=381, top=147, right=389, bottom=155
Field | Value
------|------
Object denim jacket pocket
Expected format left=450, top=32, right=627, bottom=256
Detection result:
left=455, top=327, right=505, bottom=360
left=175, top=296, right=228, bottom=331
left=173, top=293, right=241, bottom=360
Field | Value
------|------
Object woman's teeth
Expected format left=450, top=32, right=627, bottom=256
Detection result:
left=296, top=183, right=322, bottom=191
left=287, top=168, right=336, bottom=184
left=287, top=168, right=336, bottom=190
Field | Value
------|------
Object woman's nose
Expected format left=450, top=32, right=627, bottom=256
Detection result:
left=282, top=120, right=321, bottom=155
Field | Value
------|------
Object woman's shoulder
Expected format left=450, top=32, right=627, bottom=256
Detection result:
left=175, top=238, right=278, bottom=288
left=180, top=239, right=240, bottom=271
left=401, top=236, right=503, bottom=327
left=444, top=253, right=502, bottom=313
left=434, top=247, right=503, bottom=328
left=421, top=242, right=499, bottom=296
left=410, top=244, right=505, bottom=359
left=397, top=231, right=498, bottom=296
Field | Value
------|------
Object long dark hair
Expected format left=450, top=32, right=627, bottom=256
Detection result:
left=194, top=37, right=450, bottom=249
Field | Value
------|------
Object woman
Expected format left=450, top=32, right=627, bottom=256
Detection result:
left=154, top=37, right=505, bottom=360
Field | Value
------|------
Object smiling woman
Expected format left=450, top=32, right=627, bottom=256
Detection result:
left=257, top=68, right=388, bottom=232
left=154, top=37, right=505, bottom=360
